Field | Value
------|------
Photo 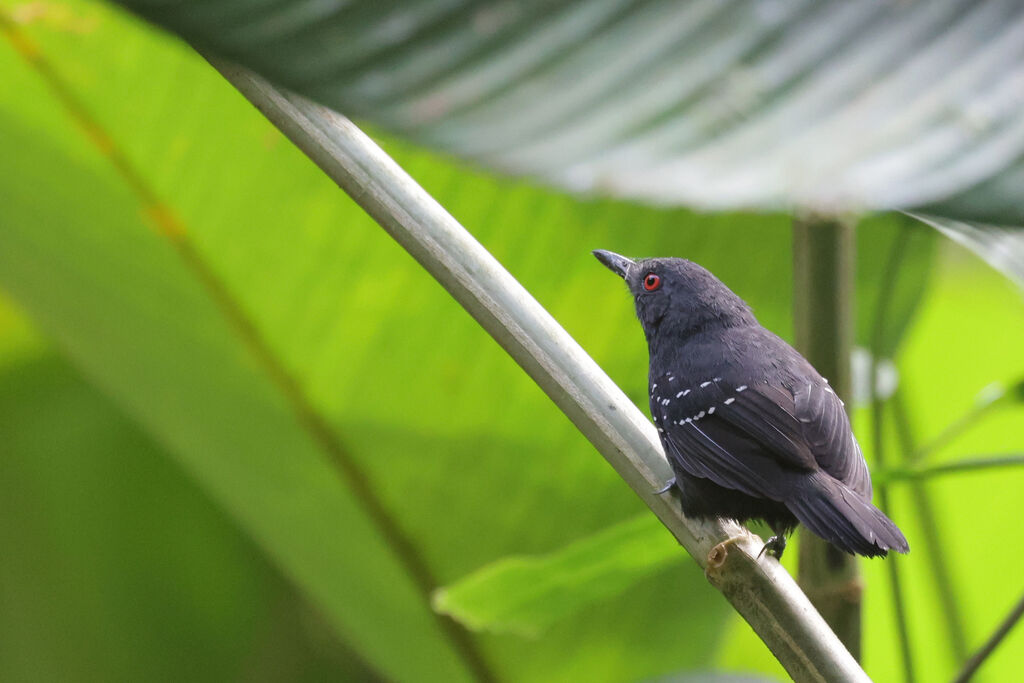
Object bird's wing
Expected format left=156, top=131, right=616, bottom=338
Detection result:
left=655, top=379, right=865, bottom=500
left=793, top=381, right=872, bottom=497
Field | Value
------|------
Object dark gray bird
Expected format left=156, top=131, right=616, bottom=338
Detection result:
left=594, top=249, right=908, bottom=559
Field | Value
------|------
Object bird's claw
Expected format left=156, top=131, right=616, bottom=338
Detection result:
left=758, top=535, right=787, bottom=560
left=654, top=477, right=676, bottom=495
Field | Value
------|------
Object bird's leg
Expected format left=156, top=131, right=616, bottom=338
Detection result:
left=758, top=535, right=787, bottom=559
left=654, top=477, right=676, bottom=495
left=758, top=524, right=788, bottom=559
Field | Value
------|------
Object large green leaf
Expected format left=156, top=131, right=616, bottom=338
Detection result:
left=0, top=113, right=480, bottom=681
left=112, top=0, right=1024, bottom=225
left=0, top=323, right=371, bottom=682
left=433, top=515, right=677, bottom=636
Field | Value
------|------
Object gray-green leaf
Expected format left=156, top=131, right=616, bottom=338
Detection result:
left=433, top=515, right=681, bottom=636
left=115, top=0, right=1024, bottom=224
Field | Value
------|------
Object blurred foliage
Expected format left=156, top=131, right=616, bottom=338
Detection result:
left=433, top=515, right=678, bottom=637
left=0, top=323, right=374, bottom=681
left=0, top=1, right=1023, bottom=682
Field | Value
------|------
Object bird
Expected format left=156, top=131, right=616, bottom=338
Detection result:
left=593, top=249, right=908, bottom=559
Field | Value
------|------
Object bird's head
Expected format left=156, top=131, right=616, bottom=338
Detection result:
left=593, top=249, right=756, bottom=342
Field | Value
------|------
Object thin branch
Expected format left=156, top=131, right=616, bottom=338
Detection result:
left=912, top=383, right=1009, bottom=461
left=869, top=224, right=916, bottom=683
left=211, top=62, right=871, bottom=683
left=952, top=589, right=1024, bottom=683
left=890, top=391, right=969, bottom=662
left=0, top=16, right=493, bottom=681
left=872, top=386, right=916, bottom=683
left=875, top=453, right=1024, bottom=485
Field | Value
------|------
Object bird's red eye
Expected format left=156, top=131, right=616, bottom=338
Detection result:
left=643, top=273, right=661, bottom=291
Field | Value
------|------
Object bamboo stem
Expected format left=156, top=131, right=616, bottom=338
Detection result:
left=792, top=215, right=863, bottom=660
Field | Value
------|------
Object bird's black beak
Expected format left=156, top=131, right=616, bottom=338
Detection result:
left=593, top=249, right=635, bottom=279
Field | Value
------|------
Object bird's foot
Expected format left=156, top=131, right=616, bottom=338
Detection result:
left=758, top=535, right=787, bottom=560
left=654, top=477, right=676, bottom=495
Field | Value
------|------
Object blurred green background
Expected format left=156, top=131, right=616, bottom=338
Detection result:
left=1, top=1, right=1023, bottom=681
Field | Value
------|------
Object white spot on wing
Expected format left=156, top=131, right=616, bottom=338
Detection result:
left=724, top=397, right=735, bottom=405
left=736, top=385, right=748, bottom=392
left=708, top=406, right=715, bottom=414
left=700, top=381, right=711, bottom=388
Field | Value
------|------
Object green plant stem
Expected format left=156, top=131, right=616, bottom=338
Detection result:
left=792, top=214, right=863, bottom=661
left=869, top=225, right=916, bottom=683
left=952, top=589, right=1024, bottom=683
left=872, top=385, right=916, bottom=683
left=214, top=63, right=872, bottom=683
left=911, top=385, right=1007, bottom=462
left=891, top=391, right=970, bottom=663
left=875, top=453, right=1024, bottom=484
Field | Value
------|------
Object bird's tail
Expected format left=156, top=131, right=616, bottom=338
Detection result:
left=788, top=472, right=909, bottom=557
